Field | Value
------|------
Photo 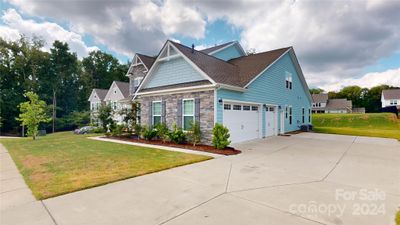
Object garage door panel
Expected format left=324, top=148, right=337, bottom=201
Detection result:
left=223, top=103, right=259, bottom=143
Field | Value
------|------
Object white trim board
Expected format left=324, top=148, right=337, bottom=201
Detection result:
left=136, top=85, right=215, bottom=97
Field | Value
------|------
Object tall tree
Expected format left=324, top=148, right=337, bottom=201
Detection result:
left=78, top=51, right=128, bottom=110
left=309, top=88, right=325, bottom=94
left=0, top=36, right=49, bottom=134
left=45, top=41, right=79, bottom=132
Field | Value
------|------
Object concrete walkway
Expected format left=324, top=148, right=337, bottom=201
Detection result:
left=1, top=134, right=400, bottom=225
left=0, top=143, right=55, bottom=225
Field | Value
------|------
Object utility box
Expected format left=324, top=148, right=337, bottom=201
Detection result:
left=300, top=125, right=310, bottom=132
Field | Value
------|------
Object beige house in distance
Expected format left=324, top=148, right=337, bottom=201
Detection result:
left=312, top=93, right=352, bottom=114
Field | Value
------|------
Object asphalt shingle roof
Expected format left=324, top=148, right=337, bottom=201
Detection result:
left=114, top=81, right=130, bottom=98
left=137, top=53, right=156, bottom=70
left=312, top=93, right=329, bottom=103
left=228, top=47, right=291, bottom=87
left=171, top=41, right=241, bottom=86
left=93, top=89, right=108, bottom=101
left=170, top=41, right=290, bottom=87
left=325, top=99, right=352, bottom=110
left=382, top=89, right=400, bottom=99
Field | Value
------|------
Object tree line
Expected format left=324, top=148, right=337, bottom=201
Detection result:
left=0, top=36, right=129, bottom=135
left=309, top=85, right=399, bottom=112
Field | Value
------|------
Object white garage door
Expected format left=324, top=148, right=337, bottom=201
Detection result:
left=223, top=103, right=260, bottom=143
left=265, top=106, right=277, bottom=137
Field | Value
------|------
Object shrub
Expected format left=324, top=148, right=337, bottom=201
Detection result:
left=112, top=124, right=125, bottom=137
left=142, top=126, right=157, bottom=141
left=396, top=209, right=400, bottom=225
left=134, top=123, right=142, bottom=139
left=168, top=123, right=186, bottom=144
left=156, top=123, right=170, bottom=143
left=187, top=121, right=202, bottom=146
left=212, top=123, right=231, bottom=149
left=90, top=127, right=105, bottom=134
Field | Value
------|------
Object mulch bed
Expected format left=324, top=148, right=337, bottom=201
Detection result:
left=104, top=136, right=241, bottom=156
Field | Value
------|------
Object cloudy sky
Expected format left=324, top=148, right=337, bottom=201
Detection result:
left=1, top=0, right=399, bottom=91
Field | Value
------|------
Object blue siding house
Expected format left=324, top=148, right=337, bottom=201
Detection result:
left=134, top=40, right=312, bottom=144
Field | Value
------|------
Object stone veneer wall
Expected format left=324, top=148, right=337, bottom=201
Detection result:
left=139, top=90, right=214, bottom=144
left=128, top=64, right=147, bottom=95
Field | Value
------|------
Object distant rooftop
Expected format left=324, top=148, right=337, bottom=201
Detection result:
left=312, top=93, right=328, bottom=102
left=382, top=89, right=400, bottom=99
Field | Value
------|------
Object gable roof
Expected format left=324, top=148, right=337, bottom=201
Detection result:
left=170, top=41, right=241, bottom=86
left=88, top=88, right=108, bottom=102
left=228, top=47, right=291, bottom=87
left=136, top=40, right=310, bottom=101
left=382, top=89, right=400, bottom=99
left=312, top=93, right=329, bottom=103
left=200, top=42, right=235, bottom=54
left=114, top=81, right=130, bottom=98
left=325, top=99, right=352, bottom=110
left=94, top=89, right=108, bottom=100
left=136, top=53, right=156, bottom=70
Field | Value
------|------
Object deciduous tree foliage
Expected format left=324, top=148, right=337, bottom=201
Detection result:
left=312, top=85, right=399, bottom=113
left=0, top=37, right=129, bottom=135
left=17, top=92, right=51, bottom=140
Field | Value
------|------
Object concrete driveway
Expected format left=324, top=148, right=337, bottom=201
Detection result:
left=1, top=133, right=400, bottom=225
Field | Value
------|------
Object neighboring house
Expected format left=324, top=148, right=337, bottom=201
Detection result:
left=126, top=53, right=156, bottom=96
left=103, top=81, right=131, bottom=124
left=381, top=89, right=400, bottom=109
left=311, top=93, right=328, bottom=113
left=324, top=99, right=352, bottom=114
left=88, top=88, right=108, bottom=124
left=89, top=53, right=155, bottom=125
left=312, top=94, right=352, bottom=114
left=133, top=40, right=312, bottom=144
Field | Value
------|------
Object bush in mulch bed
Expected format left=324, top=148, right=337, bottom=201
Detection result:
left=105, top=135, right=241, bottom=156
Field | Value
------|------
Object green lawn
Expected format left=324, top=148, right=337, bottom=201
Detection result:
left=312, top=113, right=400, bottom=140
left=0, top=132, right=211, bottom=199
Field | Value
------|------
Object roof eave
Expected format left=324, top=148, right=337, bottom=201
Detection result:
left=216, top=83, right=246, bottom=92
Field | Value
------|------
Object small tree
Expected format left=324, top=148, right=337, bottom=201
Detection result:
left=188, top=121, right=202, bottom=146
left=119, top=107, right=135, bottom=132
left=17, top=92, right=51, bottom=140
left=212, top=123, right=231, bottom=149
left=98, top=104, right=114, bottom=132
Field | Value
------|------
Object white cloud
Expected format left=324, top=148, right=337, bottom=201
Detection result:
left=4, top=0, right=400, bottom=91
left=0, top=9, right=99, bottom=58
left=5, top=0, right=206, bottom=57
left=319, top=68, right=400, bottom=91
left=130, top=0, right=206, bottom=39
left=191, top=0, right=400, bottom=90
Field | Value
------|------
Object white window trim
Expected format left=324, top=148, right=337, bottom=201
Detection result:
left=285, top=72, right=293, bottom=90
left=182, top=98, right=195, bottom=131
left=289, top=105, right=293, bottom=125
left=152, top=100, right=162, bottom=125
